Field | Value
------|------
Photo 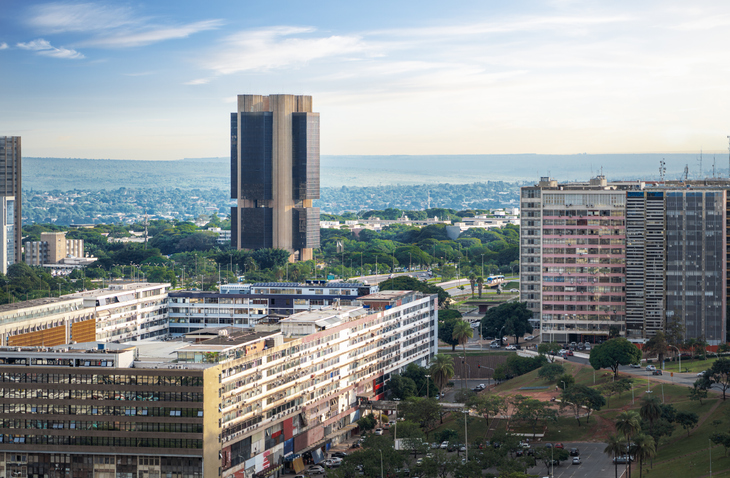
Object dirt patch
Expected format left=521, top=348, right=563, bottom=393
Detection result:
left=452, top=354, right=508, bottom=380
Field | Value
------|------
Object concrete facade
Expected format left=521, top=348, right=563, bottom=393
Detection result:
left=231, top=95, right=320, bottom=262
left=0, top=137, right=21, bottom=274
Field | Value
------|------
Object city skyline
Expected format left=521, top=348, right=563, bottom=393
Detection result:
left=2, top=1, right=730, bottom=160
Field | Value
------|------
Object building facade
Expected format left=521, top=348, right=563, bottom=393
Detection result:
left=230, top=95, right=320, bottom=261
left=522, top=177, right=728, bottom=345
left=0, top=137, right=21, bottom=274
left=0, top=290, right=438, bottom=478
left=68, top=282, right=170, bottom=342
left=168, top=282, right=378, bottom=336
left=25, top=232, right=85, bottom=267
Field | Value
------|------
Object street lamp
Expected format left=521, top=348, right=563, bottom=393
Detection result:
left=424, top=374, right=431, bottom=399
left=393, top=399, right=400, bottom=443
left=669, top=345, right=681, bottom=374
left=462, top=409, right=469, bottom=462
left=561, top=380, right=566, bottom=390
left=379, top=449, right=383, bottom=478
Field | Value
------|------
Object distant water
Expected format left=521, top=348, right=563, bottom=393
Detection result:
left=320, top=153, right=727, bottom=187
left=23, top=153, right=726, bottom=191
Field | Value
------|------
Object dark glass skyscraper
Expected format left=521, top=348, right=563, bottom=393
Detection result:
left=0, top=137, right=21, bottom=274
left=230, top=95, right=320, bottom=261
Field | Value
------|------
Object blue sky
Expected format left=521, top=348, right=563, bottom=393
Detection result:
left=1, top=1, right=730, bottom=160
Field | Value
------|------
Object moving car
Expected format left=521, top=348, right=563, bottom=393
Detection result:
left=646, top=365, right=657, bottom=372
left=505, top=345, right=517, bottom=350
left=374, top=428, right=383, bottom=435
left=652, top=370, right=663, bottom=375
left=490, top=343, right=501, bottom=349
left=554, top=443, right=564, bottom=449
left=630, top=363, right=641, bottom=368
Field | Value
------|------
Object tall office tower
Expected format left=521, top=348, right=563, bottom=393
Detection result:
left=0, top=137, right=21, bottom=274
left=230, top=95, right=320, bottom=261
left=520, top=176, right=633, bottom=343
left=625, top=191, right=667, bottom=340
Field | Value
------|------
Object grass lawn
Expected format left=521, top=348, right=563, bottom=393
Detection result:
left=662, top=357, right=721, bottom=373
left=541, top=416, right=600, bottom=443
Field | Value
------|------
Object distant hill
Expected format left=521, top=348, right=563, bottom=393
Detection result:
left=23, top=153, right=719, bottom=191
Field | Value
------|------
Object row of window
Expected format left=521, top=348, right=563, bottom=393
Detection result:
left=0, top=389, right=203, bottom=402
left=0, top=420, right=202, bottom=433
left=0, top=373, right=203, bottom=387
left=1, top=435, right=203, bottom=449
left=0, top=405, right=203, bottom=417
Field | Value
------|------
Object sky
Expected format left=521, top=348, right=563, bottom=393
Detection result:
left=1, top=0, right=730, bottom=160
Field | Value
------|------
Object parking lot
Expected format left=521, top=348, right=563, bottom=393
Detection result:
left=523, top=442, right=622, bottom=478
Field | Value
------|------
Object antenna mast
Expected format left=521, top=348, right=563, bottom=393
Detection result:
left=698, top=149, right=703, bottom=179
left=659, top=159, right=666, bottom=182
left=683, top=164, right=689, bottom=181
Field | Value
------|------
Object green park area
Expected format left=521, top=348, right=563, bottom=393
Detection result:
left=332, top=338, right=730, bottom=478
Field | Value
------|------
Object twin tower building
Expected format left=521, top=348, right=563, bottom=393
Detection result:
left=230, top=94, right=320, bottom=261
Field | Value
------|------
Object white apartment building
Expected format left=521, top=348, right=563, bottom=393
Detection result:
left=69, top=282, right=170, bottom=342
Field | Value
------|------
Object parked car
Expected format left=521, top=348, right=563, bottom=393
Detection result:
left=324, top=459, right=341, bottom=468
left=613, top=456, right=633, bottom=464
left=505, top=345, right=517, bottom=350
left=509, top=288, right=518, bottom=293
left=490, top=343, right=501, bottom=349
left=307, top=465, right=326, bottom=475
left=431, top=442, right=440, bottom=449
left=416, top=458, right=423, bottom=466
left=374, top=428, right=383, bottom=435
left=440, top=441, right=449, bottom=449
left=564, top=350, right=574, bottom=356
left=646, top=365, right=657, bottom=372
left=569, top=448, right=579, bottom=456
left=652, top=370, right=663, bottom=375
left=478, top=383, right=486, bottom=390
left=697, top=372, right=707, bottom=377
left=572, top=457, right=581, bottom=465
left=331, top=452, right=348, bottom=459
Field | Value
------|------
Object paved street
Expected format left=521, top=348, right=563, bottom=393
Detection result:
left=523, top=442, right=622, bottom=478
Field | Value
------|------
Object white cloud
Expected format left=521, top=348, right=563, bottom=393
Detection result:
left=184, top=78, right=210, bottom=85
left=78, top=20, right=223, bottom=48
left=0, top=43, right=8, bottom=50
left=16, top=38, right=84, bottom=59
left=201, top=26, right=370, bottom=75
left=27, top=2, right=221, bottom=48
left=27, top=2, right=139, bottom=33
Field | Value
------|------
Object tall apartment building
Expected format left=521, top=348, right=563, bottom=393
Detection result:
left=230, top=95, right=320, bottom=261
left=0, top=290, right=437, bottom=478
left=522, top=177, right=728, bottom=345
left=0, top=137, right=21, bottom=274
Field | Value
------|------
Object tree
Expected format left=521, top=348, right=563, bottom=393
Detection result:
left=437, top=318, right=460, bottom=351
left=434, top=428, right=459, bottom=444
left=589, top=338, right=642, bottom=378
left=452, top=320, right=473, bottom=390
left=468, top=273, right=477, bottom=297
left=393, top=420, right=427, bottom=456
left=707, top=357, right=730, bottom=400
left=399, top=397, right=441, bottom=438
left=512, top=395, right=558, bottom=437
left=676, top=411, right=699, bottom=438
left=604, top=434, right=626, bottom=478
left=476, top=276, right=485, bottom=298
left=537, top=342, right=562, bottom=362
left=357, top=413, right=377, bottom=432
left=534, top=447, right=570, bottom=475
left=537, top=363, right=565, bottom=382
left=615, top=410, right=641, bottom=448
left=639, top=395, right=663, bottom=437
left=689, top=382, right=709, bottom=405
left=711, top=432, right=730, bottom=456
left=467, top=394, right=505, bottom=429
left=644, top=331, right=669, bottom=364
left=631, top=434, right=656, bottom=478
left=429, top=354, right=454, bottom=396
left=386, top=374, right=418, bottom=400
left=560, top=384, right=605, bottom=425
left=556, top=373, right=575, bottom=390
left=480, top=302, right=533, bottom=345
left=380, top=275, right=449, bottom=303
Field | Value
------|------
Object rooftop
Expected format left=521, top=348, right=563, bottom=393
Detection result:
left=0, top=297, right=79, bottom=314
left=358, top=290, right=414, bottom=301
left=67, top=282, right=169, bottom=299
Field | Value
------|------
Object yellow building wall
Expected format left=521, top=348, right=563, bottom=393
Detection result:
left=71, top=319, right=96, bottom=344
left=8, top=325, right=67, bottom=347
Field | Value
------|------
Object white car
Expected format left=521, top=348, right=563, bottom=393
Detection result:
left=440, top=441, right=448, bottom=449
left=646, top=365, right=657, bottom=372
left=307, top=465, right=325, bottom=475
left=697, top=372, right=706, bottom=377
left=374, top=428, right=383, bottom=435
left=505, top=345, right=517, bottom=350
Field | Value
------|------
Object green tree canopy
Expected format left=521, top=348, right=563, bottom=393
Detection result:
left=480, top=301, right=533, bottom=344
left=589, top=338, right=642, bottom=378
left=560, top=384, right=606, bottom=426
left=386, top=374, right=418, bottom=400
left=537, top=363, right=565, bottom=382
left=379, top=275, right=449, bottom=303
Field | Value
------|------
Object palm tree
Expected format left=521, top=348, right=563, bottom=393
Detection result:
left=604, top=434, right=626, bottom=478
left=429, top=354, right=455, bottom=396
left=452, top=320, right=474, bottom=390
left=639, top=395, right=662, bottom=438
left=476, top=276, right=484, bottom=298
left=615, top=410, right=641, bottom=478
left=468, top=273, right=477, bottom=297
left=632, top=434, right=656, bottom=478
